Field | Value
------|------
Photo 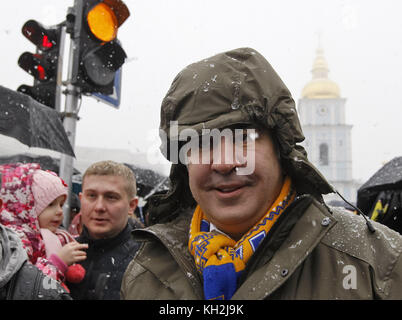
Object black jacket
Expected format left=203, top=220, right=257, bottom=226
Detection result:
left=1, top=261, right=72, bottom=300
left=67, top=221, right=140, bottom=300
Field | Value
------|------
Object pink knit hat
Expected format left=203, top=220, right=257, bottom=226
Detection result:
left=32, top=170, right=68, bottom=216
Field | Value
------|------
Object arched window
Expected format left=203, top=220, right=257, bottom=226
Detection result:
left=319, top=143, right=329, bottom=166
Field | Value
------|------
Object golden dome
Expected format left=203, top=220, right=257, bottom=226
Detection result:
left=302, top=79, right=340, bottom=99
left=301, top=47, right=340, bottom=99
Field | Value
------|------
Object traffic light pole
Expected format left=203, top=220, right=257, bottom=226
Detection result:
left=55, top=25, right=66, bottom=113
left=59, top=83, right=79, bottom=228
left=60, top=5, right=82, bottom=228
left=58, top=0, right=130, bottom=227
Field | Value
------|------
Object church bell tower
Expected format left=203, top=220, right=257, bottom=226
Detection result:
left=298, top=45, right=357, bottom=202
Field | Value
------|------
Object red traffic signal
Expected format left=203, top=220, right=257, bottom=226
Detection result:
left=17, top=19, right=62, bottom=109
left=21, top=20, right=59, bottom=52
left=18, top=52, right=54, bottom=81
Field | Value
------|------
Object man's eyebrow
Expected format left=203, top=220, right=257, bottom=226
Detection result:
left=84, top=189, right=120, bottom=194
left=104, top=191, right=121, bottom=196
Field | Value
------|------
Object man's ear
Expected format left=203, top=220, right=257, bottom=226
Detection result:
left=79, top=192, right=83, bottom=201
left=129, top=197, right=139, bottom=213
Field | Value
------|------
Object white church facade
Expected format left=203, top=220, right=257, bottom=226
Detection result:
left=297, top=46, right=360, bottom=203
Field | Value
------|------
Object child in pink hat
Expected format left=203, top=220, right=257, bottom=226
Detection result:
left=0, top=163, right=87, bottom=291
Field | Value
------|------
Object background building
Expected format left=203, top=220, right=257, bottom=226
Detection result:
left=297, top=46, right=360, bottom=204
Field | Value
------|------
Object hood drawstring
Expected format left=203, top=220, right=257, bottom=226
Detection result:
left=333, top=189, right=376, bottom=234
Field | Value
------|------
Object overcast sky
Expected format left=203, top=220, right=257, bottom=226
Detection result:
left=0, top=0, right=401, bottom=183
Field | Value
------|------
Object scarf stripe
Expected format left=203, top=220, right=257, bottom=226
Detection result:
left=189, top=176, right=294, bottom=300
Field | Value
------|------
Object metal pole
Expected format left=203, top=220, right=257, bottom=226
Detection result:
left=55, top=25, right=66, bottom=113
left=59, top=84, right=79, bottom=228
left=60, top=1, right=82, bottom=228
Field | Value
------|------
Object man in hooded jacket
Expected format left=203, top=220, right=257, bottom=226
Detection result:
left=121, top=48, right=402, bottom=300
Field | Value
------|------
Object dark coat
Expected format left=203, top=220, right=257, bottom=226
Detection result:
left=67, top=221, right=140, bottom=300
left=0, top=224, right=71, bottom=300
left=1, top=261, right=72, bottom=300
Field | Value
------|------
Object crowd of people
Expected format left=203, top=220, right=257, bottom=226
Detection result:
left=0, top=160, right=142, bottom=299
left=1, top=47, right=402, bottom=300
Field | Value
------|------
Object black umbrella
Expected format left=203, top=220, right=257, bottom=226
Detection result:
left=0, top=85, right=75, bottom=157
left=357, top=157, right=402, bottom=234
left=357, top=157, right=402, bottom=213
left=359, top=157, right=402, bottom=192
left=123, top=163, right=170, bottom=198
left=0, top=153, right=81, bottom=175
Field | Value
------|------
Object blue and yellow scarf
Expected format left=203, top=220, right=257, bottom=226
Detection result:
left=188, top=176, right=294, bottom=300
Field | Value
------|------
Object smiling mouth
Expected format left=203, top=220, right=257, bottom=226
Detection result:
left=216, top=186, right=244, bottom=193
left=213, top=184, right=248, bottom=198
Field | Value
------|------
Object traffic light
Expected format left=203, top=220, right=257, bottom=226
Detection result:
left=71, top=0, right=130, bottom=95
left=17, top=20, right=62, bottom=109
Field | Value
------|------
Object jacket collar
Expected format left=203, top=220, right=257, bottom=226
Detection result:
left=232, top=196, right=337, bottom=299
left=80, top=222, right=132, bottom=249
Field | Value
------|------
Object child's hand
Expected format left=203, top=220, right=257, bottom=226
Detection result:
left=57, top=242, right=88, bottom=266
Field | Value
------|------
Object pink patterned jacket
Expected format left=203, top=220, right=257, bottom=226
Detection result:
left=0, top=163, right=66, bottom=282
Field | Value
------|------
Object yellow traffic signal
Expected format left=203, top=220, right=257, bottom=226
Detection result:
left=72, top=0, right=130, bottom=94
left=87, top=2, right=118, bottom=42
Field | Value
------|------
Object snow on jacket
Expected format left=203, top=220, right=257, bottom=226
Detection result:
left=121, top=195, right=402, bottom=299
left=0, top=163, right=65, bottom=282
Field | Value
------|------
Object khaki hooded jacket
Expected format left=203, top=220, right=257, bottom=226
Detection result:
left=121, top=196, right=402, bottom=300
left=121, top=48, right=402, bottom=300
